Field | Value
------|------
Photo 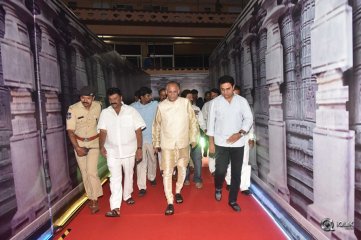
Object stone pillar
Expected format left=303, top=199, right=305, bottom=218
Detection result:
left=307, top=0, right=356, bottom=239
left=350, top=0, right=361, bottom=236
left=10, top=89, right=47, bottom=233
left=261, top=0, right=290, bottom=202
left=37, top=22, right=71, bottom=202
left=0, top=5, right=17, bottom=239
left=69, top=40, right=88, bottom=90
left=228, top=49, right=236, bottom=80
left=0, top=3, right=47, bottom=233
left=242, top=33, right=256, bottom=105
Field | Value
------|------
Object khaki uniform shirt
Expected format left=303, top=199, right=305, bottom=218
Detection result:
left=66, top=101, right=101, bottom=149
left=152, top=97, right=199, bottom=150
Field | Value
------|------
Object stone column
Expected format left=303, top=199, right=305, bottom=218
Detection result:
left=0, top=3, right=48, bottom=233
left=350, top=0, right=361, bottom=235
left=242, top=33, right=256, bottom=105
left=37, top=22, right=72, bottom=202
left=69, top=40, right=88, bottom=90
left=0, top=5, right=17, bottom=239
left=307, top=0, right=356, bottom=239
left=261, top=0, right=290, bottom=202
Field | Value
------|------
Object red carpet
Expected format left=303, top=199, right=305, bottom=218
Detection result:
left=55, top=168, right=287, bottom=240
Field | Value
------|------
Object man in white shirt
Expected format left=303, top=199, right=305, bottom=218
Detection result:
left=225, top=86, right=255, bottom=196
left=153, top=81, right=199, bottom=215
left=207, top=75, right=253, bottom=212
left=98, top=88, right=146, bottom=217
left=201, top=88, right=220, bottom=174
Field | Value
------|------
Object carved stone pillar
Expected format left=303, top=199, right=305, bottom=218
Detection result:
left=37, top=22, right=72, bottom=202
left=261, top=0, right=290, bottom=202
left=307, top=1, right=356, bottom=239
left=69, top=40, right=88, bottom=90
left=0, top=6, right=17, bottom=239
left=349, top=0, right=361, bottom=237
left=10, top=89, right=47, bottom=233
left=1, top=4, right=34, bottom=89
left=242, top=33, right=256, bottom=105
left=0, top=3, right=47, bottom=233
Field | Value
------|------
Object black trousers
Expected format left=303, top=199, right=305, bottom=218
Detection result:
left=214, top=145, right=244, bottom=203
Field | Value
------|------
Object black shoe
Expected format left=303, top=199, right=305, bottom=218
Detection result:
left=226, top=185, right=230, bottom=191
left=215, top=189, right=222, bottom=201
left=175, top=193, right=183, bottom=204
left=150, top=179, right=157, bottom=186
left=228, top=202, right=241, bottom=212
left=241, top=189, right=252, bottom=196
left=138, top=189, right=146, bottom=197
left=165, top=204, right=174, bottom=215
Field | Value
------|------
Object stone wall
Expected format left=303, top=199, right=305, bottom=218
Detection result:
left=0, top=1, right=149, bottom=239
left=210, top=0, right=358, bottom=239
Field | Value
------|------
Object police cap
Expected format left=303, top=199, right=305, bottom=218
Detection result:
left=79, top=86, right=95, bottom=97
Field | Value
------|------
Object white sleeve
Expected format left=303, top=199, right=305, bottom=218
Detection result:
left=240, top=99, right=253, bottom=133
left=206, top=100, right=216, bottom=137
left=132, top=108, right=146, bottom=130
left=197, top=109, right=207, bottom=131
left=97, top=110, right=107, bottom=132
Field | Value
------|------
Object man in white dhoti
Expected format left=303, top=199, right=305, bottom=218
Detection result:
left=98, top=88, right=146, bottom=217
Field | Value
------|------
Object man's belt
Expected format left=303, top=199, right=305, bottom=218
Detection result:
left=75, top=134, right=99, bottom=142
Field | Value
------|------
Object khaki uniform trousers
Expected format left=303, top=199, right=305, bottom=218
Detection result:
left=75, top=148, right=103, bottom=200
left=137, top=143, right=157, bottom=190
left=162, top=146, right=189, bottom=204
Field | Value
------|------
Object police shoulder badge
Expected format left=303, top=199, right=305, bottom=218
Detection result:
left=66, top=112, right=72, bottom=120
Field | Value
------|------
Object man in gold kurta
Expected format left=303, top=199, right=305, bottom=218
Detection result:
left=152, top=81, right=199, bottom=215
left=66, top=86, right=103, bottom=214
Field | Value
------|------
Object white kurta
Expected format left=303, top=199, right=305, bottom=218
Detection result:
left=97, top=104, right=146, bottom=209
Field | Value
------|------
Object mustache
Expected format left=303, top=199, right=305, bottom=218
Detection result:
left=110, top=102, right=117, bottom=105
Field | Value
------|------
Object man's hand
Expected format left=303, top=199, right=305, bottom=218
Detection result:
left=191, top=142, right=197, bottom=149
left=75, top=146, right=88, bottom=157
left=100, top=146, right=107, bottom=158
left=226, top=133, right=242, bottom=144
left=154, top=147, right=161, bottom=154
left=249, top=139, right=255, bottom=148
left=209, top=142, right=215, bottom=155
left=135, top=148, right=142, bottom=163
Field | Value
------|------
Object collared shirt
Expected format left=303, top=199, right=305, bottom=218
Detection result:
left=152, top=97, right=199, bottom=150
left=192, top=105, right=206, bottom=131
left=207, top=94, right=253, bottom=147
left=66, top=101, right=101, bottom=148
left=132, top=101, right=158, bottom=144
left=201, top=100, right=211, bottom=129
left=97, top=104, right=145, bottom=158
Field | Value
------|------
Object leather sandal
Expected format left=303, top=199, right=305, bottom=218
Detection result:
left=125, top=197, right=135, bottom=205
left=175, top=193, right=183, bottom=204
left=105, top=208, right=120, bottom=217
left=89, top=200, right=99, bottom=214
left=165, top=204, right=174, bottom=215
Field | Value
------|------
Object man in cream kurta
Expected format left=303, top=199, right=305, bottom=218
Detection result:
left=152, top=81, right=199, bottom=215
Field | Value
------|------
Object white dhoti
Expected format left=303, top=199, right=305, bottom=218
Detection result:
left=107, top=156, right=135, bottom=210
left=137, top=143, right=157, bottom=190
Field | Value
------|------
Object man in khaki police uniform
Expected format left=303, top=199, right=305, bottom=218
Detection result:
left=66, top=86, right=103, bottom=214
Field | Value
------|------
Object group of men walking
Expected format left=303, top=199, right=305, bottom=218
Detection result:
left=66, top=75, right=255, bottom=216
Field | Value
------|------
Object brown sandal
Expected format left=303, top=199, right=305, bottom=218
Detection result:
left=125, top=198, right=135, bottom=205
left=105, top=209, right=120, bottom=217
